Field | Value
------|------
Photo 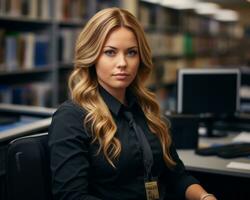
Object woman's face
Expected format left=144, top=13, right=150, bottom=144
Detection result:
left=95, top=27, right=140, bottom=98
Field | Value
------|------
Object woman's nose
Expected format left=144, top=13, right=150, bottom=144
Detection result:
left=117, top=54, right=127, bottom=68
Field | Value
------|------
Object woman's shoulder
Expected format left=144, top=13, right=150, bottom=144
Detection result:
left=49, top=100, right=91, bottom=144
left=56, top=99, right=86, bottom=114
left=52, top=99, right=87, bottom=122
left=49, top=100, right=91, bottom=138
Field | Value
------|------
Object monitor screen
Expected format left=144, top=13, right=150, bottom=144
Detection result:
left=177, top=68, right=240, bottom=116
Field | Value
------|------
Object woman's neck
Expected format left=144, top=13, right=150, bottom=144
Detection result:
left=99, top=84, right=127, bottom=105
left=114, top=90, right=126, bottom=104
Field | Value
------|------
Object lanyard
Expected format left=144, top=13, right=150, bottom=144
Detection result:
left=124, top=110, right=162, bottom=200
left=123, top=111, right=154, bottom=181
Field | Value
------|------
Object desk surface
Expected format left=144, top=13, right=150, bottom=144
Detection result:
left=178, top=133, right=250, bottom=178
left=0, top=103, right=54, bottom=142
left=178, top=150, right=250, bottom=178
left=0, top=117, right=52, bottom=142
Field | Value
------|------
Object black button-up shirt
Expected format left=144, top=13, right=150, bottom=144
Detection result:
left=49, top=86, right=199, bottom=200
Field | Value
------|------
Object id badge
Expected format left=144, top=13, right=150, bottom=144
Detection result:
left=145, top=180, right=159, bottom=200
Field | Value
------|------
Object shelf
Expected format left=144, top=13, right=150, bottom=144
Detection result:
left=184, top=31, right=241, bottom=40
left=0, top=15, right=52, bottom=23
left=152, top=54, right=184, bottom=60
left=59, top=63, right=74, bottom=70
left=57, top=19, right=86, bottom=27
left=144, top=26, right=180, bottom=34
left=0, top=67, right=52, bottom=85
left=0, top=15, right=52, bottom=30
left=0, top=67, right=52, bottom=75
left=151, top=51, right=234, bottom=60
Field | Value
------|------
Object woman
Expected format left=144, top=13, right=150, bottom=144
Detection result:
left=49, top=7, right=217, bottom=200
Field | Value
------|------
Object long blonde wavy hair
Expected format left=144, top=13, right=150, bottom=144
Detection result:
left=69, top=7, right=175, bottom=168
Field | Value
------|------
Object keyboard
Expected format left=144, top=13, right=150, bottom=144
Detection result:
left=195, top=143, right=250, bottom=158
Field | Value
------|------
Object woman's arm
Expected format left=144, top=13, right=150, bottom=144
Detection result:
left=165, top=144, right=217, bottom=200
left=49, top=103, right=101, bottom=200
left=185, top=184, right=217, bottom=200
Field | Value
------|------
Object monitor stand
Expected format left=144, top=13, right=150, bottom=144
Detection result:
left=201, top=118, right=228, bottom=138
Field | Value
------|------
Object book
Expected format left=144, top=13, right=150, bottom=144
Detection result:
left=22, top=33, right=35, bottom=69
left=0, top=29, right=5, bottom=71
left=34, top=34, right=49, bottom=67
left=5, top=33, right=18, bottom=71
left=40, top=0, right=50, bottom=19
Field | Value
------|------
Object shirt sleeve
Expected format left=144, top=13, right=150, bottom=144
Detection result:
left=164, top=143, right=200, bottom=199
left=48, top=103, right=102, bottom=200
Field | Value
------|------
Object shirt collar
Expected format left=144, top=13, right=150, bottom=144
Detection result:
left=98, top=85, right=138, bottom=116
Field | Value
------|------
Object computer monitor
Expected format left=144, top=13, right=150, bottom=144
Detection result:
left=177, top=68, right=240, bottom=137
left=177, top=68, right=240, bottom=116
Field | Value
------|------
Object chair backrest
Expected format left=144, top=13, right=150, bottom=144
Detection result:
left=6, top=132, right=52, bottom=200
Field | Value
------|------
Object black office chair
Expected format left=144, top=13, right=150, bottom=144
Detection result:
left=6, top=132, right=52, bottom=200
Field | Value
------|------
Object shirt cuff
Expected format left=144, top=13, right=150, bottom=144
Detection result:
left=177, top=174, right=200, bottom=199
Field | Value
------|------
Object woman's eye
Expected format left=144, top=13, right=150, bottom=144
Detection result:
left=104, top=50, right=116, bottom=56
left=127, top=50, right=138, bottom=57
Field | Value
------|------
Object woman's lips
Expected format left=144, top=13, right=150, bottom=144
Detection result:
left=113, top=73, right=129, bottom=80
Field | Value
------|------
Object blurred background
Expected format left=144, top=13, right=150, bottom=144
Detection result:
left=0, top=0, right=250, bottom=113
left=1, top=3, right=250, bottom=200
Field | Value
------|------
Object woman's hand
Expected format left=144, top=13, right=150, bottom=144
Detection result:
left=185, top=184, right=217, bottom=200
left=200, top=193, right=217, bottom=200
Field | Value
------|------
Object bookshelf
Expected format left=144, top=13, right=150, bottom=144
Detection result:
left=0, top=0, right=248, bottom=110
left=0, top=0, right=96, bottom=107
left=138, top=0, right=249, bottom=112
left=0, top=0, right=53, bottom=106
left=0, top=0, right=128, bottom=108
left=139, top=2, right=244, bottom=86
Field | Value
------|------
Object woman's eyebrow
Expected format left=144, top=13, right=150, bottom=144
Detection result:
left=103, top=45, right=138, bottom=49
left=128, top=46, right=138, bottom=50
left=103, top=46, right=117, bottom=49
